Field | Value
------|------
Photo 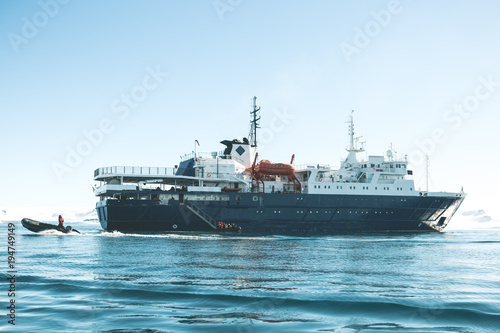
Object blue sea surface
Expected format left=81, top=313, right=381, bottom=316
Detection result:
left=4, top=222, right=500, bottom=332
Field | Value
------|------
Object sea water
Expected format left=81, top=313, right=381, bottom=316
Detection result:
left=2, top=222, right=499, bottom=332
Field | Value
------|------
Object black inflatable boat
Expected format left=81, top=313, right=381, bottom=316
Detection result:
left=21, top=218, right=80, bottom=234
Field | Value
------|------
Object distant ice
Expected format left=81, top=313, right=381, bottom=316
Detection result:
left=0, top=206, right=98, bottom=223
left=447, top=209, right=499, bottom=230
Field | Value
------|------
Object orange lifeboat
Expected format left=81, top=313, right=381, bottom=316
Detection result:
left=254, top=160, right=295, bottom=176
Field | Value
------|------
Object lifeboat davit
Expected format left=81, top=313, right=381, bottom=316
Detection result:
left=254, top=160, right=295, bottom=176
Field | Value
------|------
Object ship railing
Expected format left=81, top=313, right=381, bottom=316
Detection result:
left=181, top=151, right=220, bottom=161
left=295, top=164, right=332, bottom=171
left=94, top=166, right=176, bottom=178
left=180, top=152, right=245, bottom=164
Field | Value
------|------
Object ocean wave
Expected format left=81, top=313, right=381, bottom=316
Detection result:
left=16, top=275, right=500, bottom=332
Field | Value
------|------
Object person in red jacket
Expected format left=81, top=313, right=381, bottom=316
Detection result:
left=58, top=215, right=64, bottom=230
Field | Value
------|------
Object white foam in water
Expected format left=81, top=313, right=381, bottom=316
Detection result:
left=96, top=231, right=229, bottom=240
left=37, top=229, right=81, bottom=236
left=98, top=230, right=126, bottom=237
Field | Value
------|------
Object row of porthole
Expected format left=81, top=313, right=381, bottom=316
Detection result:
left=255, top=210, right=397, bottom=215
left=312, top=185, right=414, bottom=191
left=314, top=186, right=406, bottom=191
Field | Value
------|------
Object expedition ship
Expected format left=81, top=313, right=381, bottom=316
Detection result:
left=93, top=97, right=465, bottom=232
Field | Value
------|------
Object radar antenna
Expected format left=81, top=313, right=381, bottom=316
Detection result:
left=248, top=96, right=261, bottom=148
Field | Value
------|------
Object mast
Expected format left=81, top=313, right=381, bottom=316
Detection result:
left=345, top=111, right=364, bottom=163
left=248, top=96, right=261, bottom=148
left=349, top=110, right=355, bottom=151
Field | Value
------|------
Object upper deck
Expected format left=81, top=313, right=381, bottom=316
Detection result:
left=94, top=166, right=177, bottom=183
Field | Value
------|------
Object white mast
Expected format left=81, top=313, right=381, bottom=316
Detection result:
left=345, top=111, right=364, bottom=163
left=349, top=111, right=355, bottom=151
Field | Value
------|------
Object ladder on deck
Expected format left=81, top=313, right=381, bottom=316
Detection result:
left=183, top=200, right=218, bottom=230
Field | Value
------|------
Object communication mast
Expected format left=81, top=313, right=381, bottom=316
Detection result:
left=248, top=96, right=261, bottom=148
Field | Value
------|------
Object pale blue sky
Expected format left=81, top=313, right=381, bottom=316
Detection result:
left=1, top=0, right=499, bottom=213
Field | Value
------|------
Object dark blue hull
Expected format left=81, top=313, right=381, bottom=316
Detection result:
left=96, top=192, right=465, bottom=233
